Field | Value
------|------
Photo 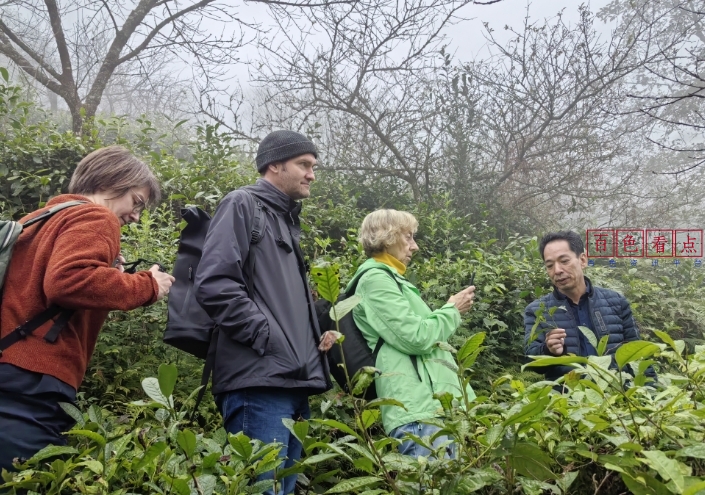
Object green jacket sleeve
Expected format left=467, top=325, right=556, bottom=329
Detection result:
left=357, top=269, right=461, bottom=356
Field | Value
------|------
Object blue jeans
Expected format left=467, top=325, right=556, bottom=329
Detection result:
left=216, top=387, right=310, bottom=495
left=389, top=421, right=456, bottom=459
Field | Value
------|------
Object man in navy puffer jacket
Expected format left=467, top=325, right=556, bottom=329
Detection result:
left=524, top=231, right=656, bottom=383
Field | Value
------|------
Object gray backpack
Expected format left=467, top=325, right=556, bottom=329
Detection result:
left=0, top=201, right=86, bottom=354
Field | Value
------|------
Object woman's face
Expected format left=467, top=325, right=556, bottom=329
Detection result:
left=89, top=186, right=149, bottom=226
left=387, top=231, right=419, bottom=266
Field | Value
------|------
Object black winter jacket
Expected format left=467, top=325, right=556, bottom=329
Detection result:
left=524, top=278, right=656, bottom=382
left=194, top=179, right=330, bottom=395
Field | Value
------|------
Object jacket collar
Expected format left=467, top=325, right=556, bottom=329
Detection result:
left=252, top=178, right=302, bottom=216
left=553, top=276, right=593, bottom=301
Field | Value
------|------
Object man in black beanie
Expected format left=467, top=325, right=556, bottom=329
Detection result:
left=195, top=130, right=331, bottom=495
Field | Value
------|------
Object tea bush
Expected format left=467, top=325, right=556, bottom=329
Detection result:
left=3, top=73, right=705, bottom=494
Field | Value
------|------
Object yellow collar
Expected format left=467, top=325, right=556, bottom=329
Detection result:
left=372, top=252, right=407, bottom=276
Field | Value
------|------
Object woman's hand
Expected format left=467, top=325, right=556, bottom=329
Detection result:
left=150, top=265, right=175, bottom=300
left=115, top=253, right=126, bottom=272
left=448, top=286, right=475, bottom=314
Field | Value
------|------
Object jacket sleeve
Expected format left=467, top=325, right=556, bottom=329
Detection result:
left=524, top=302, right=551, bottom=357
left=358, top=270, right=460, bottom=356
left=194, top=191, right=269, bottom=354
left=43, top=211, right=158, bottom=311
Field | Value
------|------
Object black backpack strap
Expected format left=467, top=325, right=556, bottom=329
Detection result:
left=0, top=201, right=87, bottom=355
left=0, top=305, right=73, bottom=354
left=349, top=266, right=404, bottom=361
left=243, top=190, right=265, bottom=299
left=191, top=327, right=217, bottom=423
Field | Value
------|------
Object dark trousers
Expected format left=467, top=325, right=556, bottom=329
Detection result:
left=216, top=387, right=310, bottom=495
left=0, top=364, right=76, bottom=472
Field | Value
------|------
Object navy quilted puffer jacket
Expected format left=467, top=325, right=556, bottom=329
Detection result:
left=524, top=277, right=656, bottom=381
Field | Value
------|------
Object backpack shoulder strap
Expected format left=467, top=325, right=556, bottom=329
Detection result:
left=347, top=266, right=403, bottom=296
left=242, top=190, right=265, bottom=299
left=22, top=201, right=88, bottom=229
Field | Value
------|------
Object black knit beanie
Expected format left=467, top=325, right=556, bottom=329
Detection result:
left=255, top=130, right=318, bottom=172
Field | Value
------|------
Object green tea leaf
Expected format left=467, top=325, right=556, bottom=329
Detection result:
left=597, top=335, right=609, bottom=356
left=157, top=363, right=178, bottom=398
left=360, top=409, right=380, bottom=429
left=616, top=341, right=660, bottom=369
left=133, top=441, right=167, bottom=470
left=29, top=445, right=78, bottom=463
left=310, top=263, right=340, bottom=303
left=176, top=429, right=197, bottom=457
left=458, top=332, right=486, bottom=362
left=641, top=450, right=685, bottom=491
left=330, top=294, right=361, bottom=321
left=577, top=325, right=598, bottom=349
left=503, top=396, right=550, bottom=427
left=59, top=402, right=85, bottom=428
left=510, top=442, right=555, bottom=481
left=65, top=429, right=106, bottom=448
left=228, top=432, right=253, bottom=460
left=325, top=476, right=381, bottom=493
left=142, top=377, right=170, bottom=407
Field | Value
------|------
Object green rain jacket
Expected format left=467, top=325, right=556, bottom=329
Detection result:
left=347, top=258, right=476, bottom=434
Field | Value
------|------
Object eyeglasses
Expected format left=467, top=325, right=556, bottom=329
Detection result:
left=130, top=190, right=146, bottom=214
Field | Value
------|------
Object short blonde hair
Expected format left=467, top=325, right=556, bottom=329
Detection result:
left=359, top=209, right=418, bottom=257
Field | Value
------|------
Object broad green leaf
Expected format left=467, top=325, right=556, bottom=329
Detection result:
left=330, top=294, right=361, bottom=321
left=360, top=409, right=380, bottom=429
left=653, top=330, right=678, bottom=353
left=510, top=442, right=555, bottom=481
left=310, top=263, right=340, bottom=303
left=29, top=445, right=78, bottom=463
left=433, top=391, right=454, bottom=412
left=282, top=418, right=309, bottom=443
left=522, top=355, right=588, bottom=370
left=303, top=453, right=340, bottom=465
left=615, top=341, right=660, bottom=369
left=228, top=432, right=253, bottom=460
left=177, top=429, right=197, bottom=457
left=157, top=363, right=178, bottom=398
left=366, top=398, right=406, bottom=410
left=59, top=402, right=85, bottom=428
left=683, top=480, right=705, bottom=495
left=77, top=460, right=103, bottom=475
left=557, top=471, right=578, bottom=492
left=577, top=325, right=598, bottom=349
left=351, top=367, right=377, bottom=396
left=325, top=476, right=381, bottom=493
left=588, top=355, right=613, bottom=371
left=503, top=396, right=550, bottom=427
left=641, top=450, right=685, bottom=492
left=677, top=445, right=705, bottom=460
left=197, top=474, right=217, bottom=495
left=171, top=478, right=191, bottom=495
left=142, top=377, right=170, bottom=407
left=133, top=441, right=167, bottom=470
left=597, top=335, right=609, bottom=356
left=312, top=419, right=362, bottom=441
left=65, top=429, right=106, bottom=448
left=458, top=332, right=486, bottom=362
left=0, top=67, right=8, bottom=82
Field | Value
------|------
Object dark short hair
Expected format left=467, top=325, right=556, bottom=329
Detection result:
left=539, top=231, right=584, bottom=260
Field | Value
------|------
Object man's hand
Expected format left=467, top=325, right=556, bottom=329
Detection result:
left=545, top=328, right=566, bottom=356
left=150, top=265, right=175, bottom=301
left=318, top=330, right=342, bottom=352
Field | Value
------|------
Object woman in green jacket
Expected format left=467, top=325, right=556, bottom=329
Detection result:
left=347, top=209, right=476, bottom=458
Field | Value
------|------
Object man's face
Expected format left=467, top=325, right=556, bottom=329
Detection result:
left=543, top=240, right=587, bottom=294
left=272, top=153, right=316, bottom=200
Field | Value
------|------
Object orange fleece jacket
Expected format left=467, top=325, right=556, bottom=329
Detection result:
left=0, top=194, right=159, bottom=389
